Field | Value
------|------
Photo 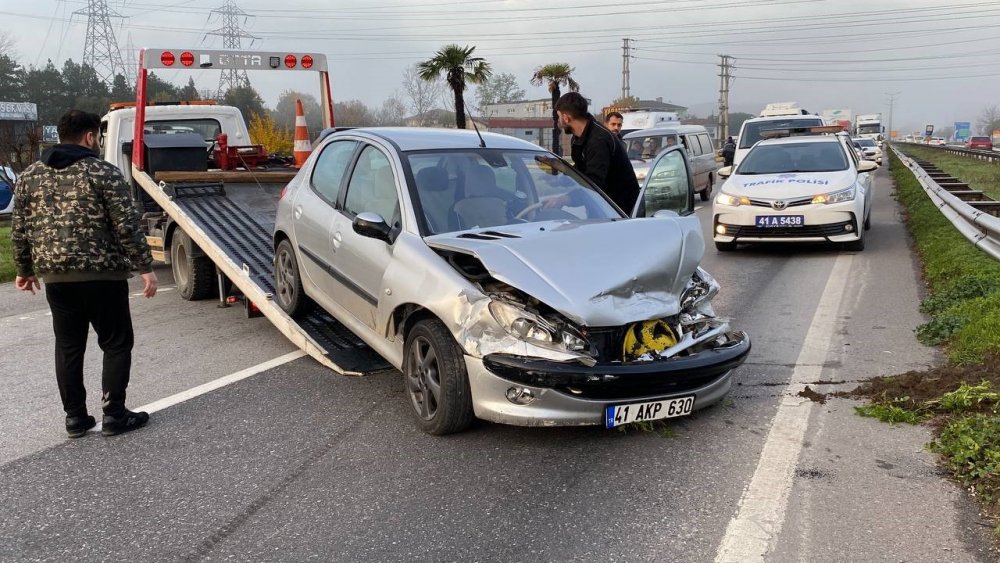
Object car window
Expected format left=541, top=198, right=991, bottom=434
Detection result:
left=639, top=150, right=690, bottom=216
left=311, top=140, right=358, bottom=203
left=405, top=149, right=621, bottom=235
left=739, top=118, right=825, bottom=149
left=145, top=119, right=222, bottom=143
left=699, top=133, right=714, bottom=153
left=343, top=145, right=400, bottom=226
left=686, top=135, right=703, bottom=156
left=737, top=141, right=848, bottom=174
left=624, top=134, right=678, bottom=161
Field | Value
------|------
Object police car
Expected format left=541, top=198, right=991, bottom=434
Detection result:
left=712, top=127, right=877, bottom=252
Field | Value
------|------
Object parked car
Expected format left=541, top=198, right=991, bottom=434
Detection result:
left=622, top=125, right=720, bottom=201
left=0, top=167, right=15, bottom=215
left=272, top=128, right=750, bottom=434
left=713, top=132, right=876, bottom=252
left=967, top=136, right=993, bottom=150
left=851, top=137, right=882, bottom=165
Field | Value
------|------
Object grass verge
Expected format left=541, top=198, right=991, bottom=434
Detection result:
left=0, top=225, right=14, bottom=283
left=848, top=147, right=1000, bottom=538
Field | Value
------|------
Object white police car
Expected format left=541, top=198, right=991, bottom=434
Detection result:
left=712, top=132, right=877, bottom=252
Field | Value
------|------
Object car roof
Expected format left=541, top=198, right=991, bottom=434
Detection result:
left=325, top=127, right=544, bottom=152
left=622, top=125, right=707, bottom=138
left=755, top=135, right=843, bottom=147
left=743, top=115, right=824, bottom=124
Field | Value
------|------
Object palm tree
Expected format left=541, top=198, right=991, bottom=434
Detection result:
left=530, top=63, right=580, bottom=155
left=417, top=45, right=492, bottom=130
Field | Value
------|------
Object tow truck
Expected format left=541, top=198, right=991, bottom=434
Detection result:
left=119, top=48, right=388, bottom=375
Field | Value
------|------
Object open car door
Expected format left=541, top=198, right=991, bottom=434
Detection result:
left=631, top=145, right=696, bottom=218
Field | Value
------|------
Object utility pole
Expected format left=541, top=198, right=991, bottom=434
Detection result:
left=207, top=0, right=259, bottom=96
left=75, top=0, right=127, bottom=87
left=718, top=55, right=734, bottom=141
left=621, top=38, right=634, bottom=102
left=885, top=91, right=900, bottom=141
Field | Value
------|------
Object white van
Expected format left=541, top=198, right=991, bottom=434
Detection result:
left=733, top=114, right=825, bottom=166
left=622, top=125, right=719, bottom=201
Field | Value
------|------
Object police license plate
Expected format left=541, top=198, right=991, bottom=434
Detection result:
left=756, top=215, right=804, bottom=228
left=605, top=396, right=695, bottom=428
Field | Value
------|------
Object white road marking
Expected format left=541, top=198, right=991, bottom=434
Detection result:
left=92, top=350, right=306, bottom=432
left=714, top=253, right=855, bottom=563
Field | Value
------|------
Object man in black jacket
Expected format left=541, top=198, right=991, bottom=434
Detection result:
left=553, top=92, right=640, bottom=214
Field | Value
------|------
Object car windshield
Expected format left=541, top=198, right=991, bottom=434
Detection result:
left=623, top=133, right=680, bottom=161
left=739, top=118, right=824, bottom=148
left=405, top=149, right=622, bottom=236
left=736, top=141, right=848, bottom=175
left=855, top=139, right=877, bottom=147
left=971, top=137, right=990, bottom=142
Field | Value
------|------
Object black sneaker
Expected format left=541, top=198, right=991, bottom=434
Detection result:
left=66, top=415, right=97, bottom=439
left=101, top=410, right=150, bottom=437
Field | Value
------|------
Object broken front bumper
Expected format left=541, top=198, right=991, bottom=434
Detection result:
left=466, top=331, right=750, bottom=427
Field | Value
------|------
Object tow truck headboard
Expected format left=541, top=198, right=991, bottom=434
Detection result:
left=132, top=48, right=334, bottom=171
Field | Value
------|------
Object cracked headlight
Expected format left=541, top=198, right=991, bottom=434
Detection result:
left=716, top=192, right=750, bottom=207
left=811, top=187, right=855, bottom=204
left=489, top=300, right=588, bottom=352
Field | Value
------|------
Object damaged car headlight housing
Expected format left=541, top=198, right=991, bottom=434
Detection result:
left=488, top=300, right=589, bottom=352
left=680, top=267, right=720, bottom=312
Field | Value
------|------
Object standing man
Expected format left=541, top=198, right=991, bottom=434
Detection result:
left=722, top=136, right=737, bottom=167
left=604, top=111, right=624, bottom=139
left=11, top=109, right=157, bottom=438
left=553, top=92, right=641, bottom=213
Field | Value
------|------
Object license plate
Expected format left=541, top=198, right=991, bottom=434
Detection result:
left=755, top=215, right=804, bottom=228
left=605, top=396, right=695, bottom=428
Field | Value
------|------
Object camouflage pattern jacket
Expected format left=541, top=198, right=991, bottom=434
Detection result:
left=11, top=145, right=153, bottom=283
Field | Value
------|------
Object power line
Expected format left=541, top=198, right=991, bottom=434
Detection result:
left=74, top=0, right=127, bottom=86
left=206, top=0, right=258, bottom=95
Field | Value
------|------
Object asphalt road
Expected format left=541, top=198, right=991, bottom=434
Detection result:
left=0, top=165, right=996, bottom=562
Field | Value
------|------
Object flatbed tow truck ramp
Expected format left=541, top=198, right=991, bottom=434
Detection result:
left=129, top=48, right=389, bottom=375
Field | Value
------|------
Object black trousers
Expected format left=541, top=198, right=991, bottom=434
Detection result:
left=45, top=280, right=134, bottom=417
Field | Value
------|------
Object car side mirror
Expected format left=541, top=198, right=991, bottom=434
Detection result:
left=858, top=160, right=878, bottom=173
left=718, top=166, right=733, bottom=178
left=353, top=212, right=393, bottom=244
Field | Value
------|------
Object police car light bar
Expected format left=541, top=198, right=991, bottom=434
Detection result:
left=759, top=125, right=844, bottom=139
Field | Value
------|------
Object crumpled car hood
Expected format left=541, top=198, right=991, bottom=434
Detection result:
left=725, top=170, right=853, bottom=199
left=425, top=217, right=705, bottom=327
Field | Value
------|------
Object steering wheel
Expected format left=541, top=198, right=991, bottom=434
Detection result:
left=515, top=201, right=546, bottom=220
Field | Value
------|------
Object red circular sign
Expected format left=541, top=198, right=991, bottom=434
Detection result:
left=284, top=54, right=297, bottom=68
left=180, top=51, right=194, bottom=67
left=160, top=51, right=175, bottom=66
left=301, top=55, right=313, bottom=69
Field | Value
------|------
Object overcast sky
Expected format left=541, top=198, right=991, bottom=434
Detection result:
left=4, top=0, right=1000, bottom=134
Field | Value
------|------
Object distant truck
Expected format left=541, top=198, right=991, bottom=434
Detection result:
left=821, top=108, right=853, bottom=131
left=854, top=113, right=883, bottom=142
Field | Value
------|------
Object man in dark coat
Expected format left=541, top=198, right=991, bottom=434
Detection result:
left=722, top=136, right=737, bottom=167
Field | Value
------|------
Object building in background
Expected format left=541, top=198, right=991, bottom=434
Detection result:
left=484, top=98, right=576, bottom=156
left=0, top=102, right=41, bottom=171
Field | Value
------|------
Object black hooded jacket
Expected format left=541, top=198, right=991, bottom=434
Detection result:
left=569, top=115, right=641, bottom=213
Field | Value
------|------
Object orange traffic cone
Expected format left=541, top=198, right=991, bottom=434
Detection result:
left=293, top=99, right=311, bottom=167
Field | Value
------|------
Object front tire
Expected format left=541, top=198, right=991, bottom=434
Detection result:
left=273, top=239, right=312, bottom=318
left=843, top=229, right=865, bottom=251
left=171, top=230, right=215, bottom=301
left=700, top=176, right=713, bottom=201
left=404, top=319, right=474, bottom=435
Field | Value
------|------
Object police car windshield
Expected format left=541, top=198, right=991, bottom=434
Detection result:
left=737, top=142, right=849, bottom=175
left=740, top=118, right=825, bottom=149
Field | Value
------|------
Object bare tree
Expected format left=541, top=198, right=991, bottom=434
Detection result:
left=976, top=104, right=1000, bottom=136
left=0, top=31, right=16, bottom=59
left=401, top=64, right=444, bottom=125
left=376, top=93, right=408, bottom=126
left=475, top=72, right=525, bottom=117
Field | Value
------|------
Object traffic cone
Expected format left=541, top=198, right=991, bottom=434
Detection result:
left=293, top=99, right=311, bottom=167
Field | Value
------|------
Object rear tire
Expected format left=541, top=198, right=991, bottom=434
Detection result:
left=273, top=239, right=312, bottom=318
left=700, top=176, right=713, bottom=201
left=404, top=319, right=474, bottom=435
left=715, top=240, right=737, bottom=252
left=171, top=230, right=215, bottom=301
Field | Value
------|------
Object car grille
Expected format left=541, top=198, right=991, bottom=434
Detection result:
left=748, top=196, right=813, bottom=208
left=727, top=219, right=855, bottom=238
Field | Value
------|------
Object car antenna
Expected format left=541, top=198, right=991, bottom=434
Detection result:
left=464, top=101, right=487, bottom=148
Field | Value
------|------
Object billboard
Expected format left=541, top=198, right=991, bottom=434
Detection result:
left=925, top=124, right=934, bottom=136
left=0, top=101, right=38, bottom=121
left=954, top=122, right=972, bottom=141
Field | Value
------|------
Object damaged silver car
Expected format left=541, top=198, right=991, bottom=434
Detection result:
left=273, top=128, right=750, bottom=434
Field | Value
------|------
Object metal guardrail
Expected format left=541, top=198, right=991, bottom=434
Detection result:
left=891, top=145, right=1000, bottom=261
left=895, top=141, right=1000, bottom=163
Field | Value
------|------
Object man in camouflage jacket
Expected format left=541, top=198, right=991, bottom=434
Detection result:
left=11, top=109, right=158, bottom=438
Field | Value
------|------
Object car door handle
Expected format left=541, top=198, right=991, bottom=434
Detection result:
left=294, top=205, right=303, bottom=219
left=332, top=231, right=342, bottom=250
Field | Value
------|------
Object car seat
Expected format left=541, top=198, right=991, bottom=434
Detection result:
left=365, top=165, right=400, bottom=227
left=414, top=166, right=455, bottom=234
left=450, top=164, right=509, bottom=230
